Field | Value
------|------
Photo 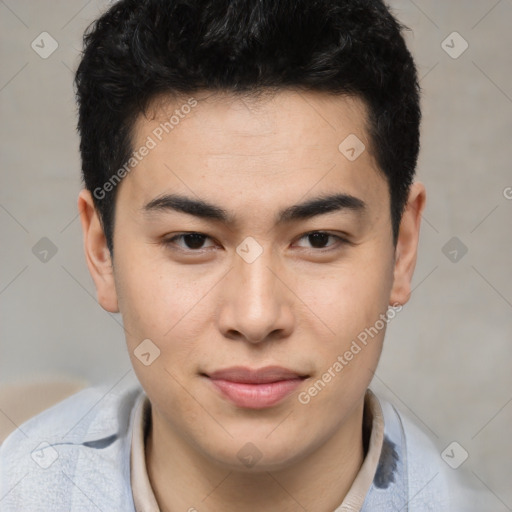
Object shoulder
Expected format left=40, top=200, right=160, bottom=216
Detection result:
left=0, top=380, right=144, bottom=511
left=0, top=380, right=143, bottom=448
left=376, top=393, right=485, bottom=511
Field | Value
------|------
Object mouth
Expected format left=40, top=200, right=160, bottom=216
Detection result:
left=201, top=366, right=309, bottom=409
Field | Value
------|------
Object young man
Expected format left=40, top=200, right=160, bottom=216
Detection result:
left=0, top=0, right=479, bottom=510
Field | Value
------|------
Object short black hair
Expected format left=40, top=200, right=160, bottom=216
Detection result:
left=75, top=0, right=421, bottom=256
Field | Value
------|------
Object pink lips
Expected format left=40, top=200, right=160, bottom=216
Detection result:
left=204, top=366, right=307, bottom=409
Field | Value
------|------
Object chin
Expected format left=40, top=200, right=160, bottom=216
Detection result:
left=199, top=433, right=313, bottom=473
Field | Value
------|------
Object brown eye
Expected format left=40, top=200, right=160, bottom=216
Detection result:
left=295, top=231, right=348, bottom=250
left=163, top=233, right=215, bottom=251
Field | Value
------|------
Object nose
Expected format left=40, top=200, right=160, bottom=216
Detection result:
left=216, top=246, right=295, bottom=344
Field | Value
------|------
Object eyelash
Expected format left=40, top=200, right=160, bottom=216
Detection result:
left=161, top=231, right=351, bottom=254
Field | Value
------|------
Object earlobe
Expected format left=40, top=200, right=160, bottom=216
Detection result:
left=389, top=182, right=426, bottom=307
left=77, top=189, right=119, bottom=313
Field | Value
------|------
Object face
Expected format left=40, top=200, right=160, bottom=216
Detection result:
left=79, top=90, right=424, bottom=472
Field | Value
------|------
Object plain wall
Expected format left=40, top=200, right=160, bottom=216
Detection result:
left=1, top=0, right=511, bottom=506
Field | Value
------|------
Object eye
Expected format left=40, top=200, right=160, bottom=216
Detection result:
left=162, top=232, right=216, bottom=252
left=294, top=231, right=349, bottom=251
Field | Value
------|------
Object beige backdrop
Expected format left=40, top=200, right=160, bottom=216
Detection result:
left=1, top=0, right=511, bottom=506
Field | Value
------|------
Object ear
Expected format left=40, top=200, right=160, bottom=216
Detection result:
left=77, top=189, right=119, bottom=313
left=389, top=182, right=426, bottom=306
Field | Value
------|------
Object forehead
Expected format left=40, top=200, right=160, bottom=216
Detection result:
left=139, top=89, right=370, bottom=154
left=119, top=89, right=387, bottom=220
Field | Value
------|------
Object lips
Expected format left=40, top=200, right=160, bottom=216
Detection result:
left=206, top=365, right=307, bottom=383
left=203, top=366, right=308, bottom=409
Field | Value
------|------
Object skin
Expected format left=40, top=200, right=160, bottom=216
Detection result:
left=78, top=90, right=425, bottom=512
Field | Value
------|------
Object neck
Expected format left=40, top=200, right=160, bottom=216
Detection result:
left=146, top=399, right=366, bottom=512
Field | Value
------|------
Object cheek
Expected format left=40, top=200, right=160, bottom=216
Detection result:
left=292, top=255, right=393, bottom=403
left=294, top=257, right=392, bottom=338
left=114, top=246, right=191, bottom=334
left=113, top=247, right=216, bottom=377
left=297, top=274, right=390, bottom=414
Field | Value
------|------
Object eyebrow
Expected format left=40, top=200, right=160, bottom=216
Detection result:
left=142, top=192, right=366, bottom=225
